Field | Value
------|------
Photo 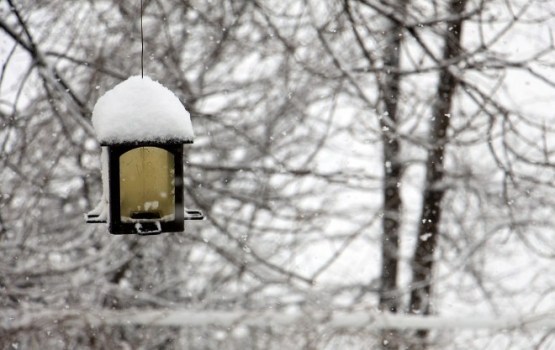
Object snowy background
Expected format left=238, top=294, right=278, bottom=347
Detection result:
left=1, top=0, right=555, bottom=349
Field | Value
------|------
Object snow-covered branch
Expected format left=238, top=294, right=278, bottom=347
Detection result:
left=5, top=309, right=555, bottom=332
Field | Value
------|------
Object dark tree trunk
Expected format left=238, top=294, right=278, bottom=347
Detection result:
left=378, top=1, right=409, bottom=348
left=409, top=0, right=467, bottom=349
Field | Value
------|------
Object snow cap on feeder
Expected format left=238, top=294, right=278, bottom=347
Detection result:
left=92, top=75, right=194, bottom=144
left=86, top=76, right=203, bottom=235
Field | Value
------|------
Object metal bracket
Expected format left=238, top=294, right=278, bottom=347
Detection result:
left=184, top=210, right=204, bottom=220
left=134, top=221, right=162, bottom=235
left=85, top=213, right=107, bottom=224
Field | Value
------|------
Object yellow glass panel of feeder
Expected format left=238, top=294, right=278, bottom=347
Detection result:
left=119, top=147, right=175, bottom=221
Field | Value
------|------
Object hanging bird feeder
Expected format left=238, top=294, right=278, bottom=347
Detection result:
left=85, top=76, right=203, bottom=235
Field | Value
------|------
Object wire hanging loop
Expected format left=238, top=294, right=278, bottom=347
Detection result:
left=140, top=0, right=144, bottom=78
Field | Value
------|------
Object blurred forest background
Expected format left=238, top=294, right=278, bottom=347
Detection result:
left=1, top=0, right=555, bottom=349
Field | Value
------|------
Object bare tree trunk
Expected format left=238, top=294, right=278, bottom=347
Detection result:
left=341, top=2, right=408, bottom=346
left=409, top=0, right=468, bottom=349
left=378, top=1, right=409, bottom=348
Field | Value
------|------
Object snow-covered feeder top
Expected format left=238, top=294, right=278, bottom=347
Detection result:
left=92, top=76, right=194, bottom=144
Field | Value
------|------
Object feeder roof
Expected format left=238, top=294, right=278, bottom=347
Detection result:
left=92, top=76, right=194, bottom=144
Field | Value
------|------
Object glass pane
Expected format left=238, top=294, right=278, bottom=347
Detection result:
left=119, top=147, right=175, bottom=222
